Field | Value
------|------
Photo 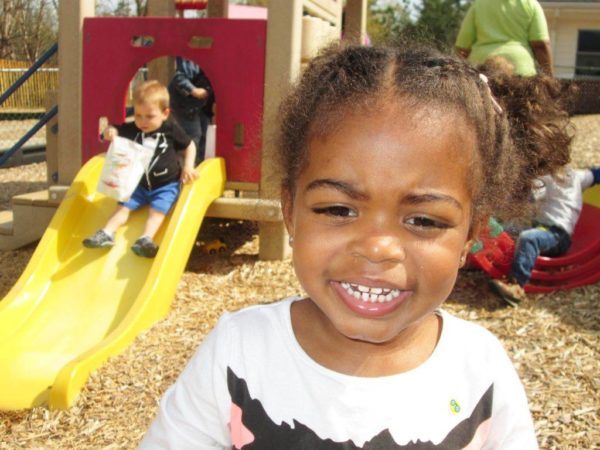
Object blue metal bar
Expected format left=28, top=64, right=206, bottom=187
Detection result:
left=0, top=105, right=57, bottom=167
left=0, top=43, right=58, bottom=107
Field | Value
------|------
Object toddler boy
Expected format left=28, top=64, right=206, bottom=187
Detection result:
left=83, top=80, right=198, bottom=258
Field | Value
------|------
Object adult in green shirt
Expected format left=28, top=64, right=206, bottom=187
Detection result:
left=455, top=0, right=553, bottom=76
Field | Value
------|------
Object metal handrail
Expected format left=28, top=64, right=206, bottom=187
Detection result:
left=0, top=43, right=58, bottom=107
left=0, top=105, right=57, bottom=167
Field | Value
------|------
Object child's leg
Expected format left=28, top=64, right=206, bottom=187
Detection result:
left=103, top=205, right=132, bottom=234
left=490, top=226, right=561, bottom=306
left=510, top=227, right=561, bottom=286
left=131, top=208, right=165, bottom=258
left=141, top=208, right=167, bottom=240
left=131, top=182, right=179, bottom=258
left=83, top=205, right=132, bottom=248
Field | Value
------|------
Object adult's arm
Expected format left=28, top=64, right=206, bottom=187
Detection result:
left=171, top=58, right=198, bottom=96
left=530, top=40, right=554, bottom=76
left=528, top=1, right=553, bottom=76
left=455, top=47, right=471, bottom=59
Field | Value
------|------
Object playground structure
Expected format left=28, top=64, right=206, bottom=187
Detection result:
left=0, top=0, right=369, bottom=410
left=467, top=185, right=600, bottom=293
left=0, top=0, right=369, bottom=255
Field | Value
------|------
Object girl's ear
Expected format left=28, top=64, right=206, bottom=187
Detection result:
left=460, top=240, right=474, bottom=268
left=468, top=217, right=484, bottom=242
left=460, top=217, right=485, bottom=267
left=281, top=187, right=295, bottom=237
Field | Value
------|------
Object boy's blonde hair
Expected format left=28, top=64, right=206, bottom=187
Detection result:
left=132, top=80, right=170, bottom=111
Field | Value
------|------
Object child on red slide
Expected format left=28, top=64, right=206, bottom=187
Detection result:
left=490, top=166, right=600, bottom=305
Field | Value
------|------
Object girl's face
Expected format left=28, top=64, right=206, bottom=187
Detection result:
left=133, top=101, right=169, bottom=133
left=283, top=104, right=477, bottom=345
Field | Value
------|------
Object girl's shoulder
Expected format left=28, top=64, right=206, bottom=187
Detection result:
left=438, top=310, right=509, bottom=359
left=213, top=297, right=298, bottom=339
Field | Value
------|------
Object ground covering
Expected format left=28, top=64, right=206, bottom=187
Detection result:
left=0, top=115, right=598, bottom=449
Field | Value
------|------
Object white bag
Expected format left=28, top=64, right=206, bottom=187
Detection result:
left=97, top=136, right=154, bottom=202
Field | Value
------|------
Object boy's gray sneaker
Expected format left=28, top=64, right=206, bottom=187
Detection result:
left=83, top=229, right=114, bottom=248
left=131, top=236, right=159, bottom=258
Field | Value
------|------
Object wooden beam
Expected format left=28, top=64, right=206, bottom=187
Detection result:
left=57, top=0, right=95, bottom=184
left=206, top=198, right=282, bottom=222
left=258, top=0, right=304, bottom=260
left=45, top=90, right=58, bottom=185
left=344, top=0, right=367, bottom=44
left=147, top=0, right=175, bottom=16
left=146, top=0, right=176, bottom=86
left=304, top=0, right=343, bottom=25
left=207, top=0, right=228, bottom=18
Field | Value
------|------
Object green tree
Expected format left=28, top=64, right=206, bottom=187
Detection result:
left=367, top=0, right=411, bottom=45
left=0, top=0, right=57, bottom=62
left=403, top=0, right=472, bottom=50
left=96, top=0, right=147, bottom=17
left=366, top=0, right=472, bottom=50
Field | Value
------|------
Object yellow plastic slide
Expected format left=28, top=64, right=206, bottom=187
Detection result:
left=0, top=156, right=225, bottom=410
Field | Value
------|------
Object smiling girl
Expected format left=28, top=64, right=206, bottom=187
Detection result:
left=139, top=46, right=571, bottom=449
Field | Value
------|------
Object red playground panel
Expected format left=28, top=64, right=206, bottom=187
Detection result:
left=82, top=18, right=266, bottom=183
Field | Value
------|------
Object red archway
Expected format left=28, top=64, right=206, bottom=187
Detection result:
left=82, top=17, right=266, bottom=183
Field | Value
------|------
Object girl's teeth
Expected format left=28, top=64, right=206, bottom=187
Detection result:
left=339, top=282, right=402, bottom=303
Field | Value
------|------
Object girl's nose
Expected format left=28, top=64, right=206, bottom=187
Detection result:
left=349, top=234, right=406, bottom=264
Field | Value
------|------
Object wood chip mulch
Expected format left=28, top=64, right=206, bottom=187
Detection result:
left=0, top=116, right=598, bottom=449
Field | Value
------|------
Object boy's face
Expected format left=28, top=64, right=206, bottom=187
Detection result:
left=133, top=101, right=169, bottom=133
left=283, top=103, right=477, bottom=345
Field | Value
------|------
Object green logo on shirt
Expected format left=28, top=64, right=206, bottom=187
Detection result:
left=449, top=399, right=461, bottom=414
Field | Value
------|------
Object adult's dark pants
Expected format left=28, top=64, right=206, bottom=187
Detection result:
left=172, top=109, right=210, bottom=165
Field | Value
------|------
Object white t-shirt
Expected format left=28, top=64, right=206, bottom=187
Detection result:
left=139, top=298, right=538, bottom=449
left=534, top=168, right=595, bottom=235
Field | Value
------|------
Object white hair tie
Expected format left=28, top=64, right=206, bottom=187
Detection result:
left=479, top=73, right=504, bottom=115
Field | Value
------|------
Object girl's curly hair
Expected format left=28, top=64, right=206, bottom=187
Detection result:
left=277, top=44, right=572, bottom=225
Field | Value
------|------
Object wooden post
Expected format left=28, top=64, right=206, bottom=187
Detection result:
left=44, top=90, right=58, bottom=185
left=146, top=0, right=176, bottom=86
left=57, top=0, right=95, bottom=184
left=258, top=1, right=304, bottom=260
left=344, top=0, right=367, bottom=44
left=207, top=0, right=229, bottom=18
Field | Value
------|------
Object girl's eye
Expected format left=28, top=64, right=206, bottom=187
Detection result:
left=312, top=205, right=357, bottom=218
left=406, top=216, right=449, bottom=229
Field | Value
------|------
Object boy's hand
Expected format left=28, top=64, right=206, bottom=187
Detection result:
left=190, top=87, right=209, bottom=100
left=181, top=166, right=199, bottom=184
left=102, top=126, right=118, bottom=142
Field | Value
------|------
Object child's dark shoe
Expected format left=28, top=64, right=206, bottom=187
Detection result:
left=488, top=279, right=526, bottom=307
left=131, top=236, right=159, bottom=258
left=83, top=229, right=114, bottom=248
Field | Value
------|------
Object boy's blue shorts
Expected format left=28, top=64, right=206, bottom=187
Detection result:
left=120, top=181, right=181, bottom=214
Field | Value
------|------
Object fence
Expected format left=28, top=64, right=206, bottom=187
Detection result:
left=564, top=79, right=600, bottom=115
left=0, top=60, right=58, bottom=111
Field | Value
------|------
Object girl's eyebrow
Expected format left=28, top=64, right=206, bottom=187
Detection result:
left=304, top=179, right=463, bottom=210
left=403, top=193, right=463, bottom=210
left=304, top=179, right=368, bottom=200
